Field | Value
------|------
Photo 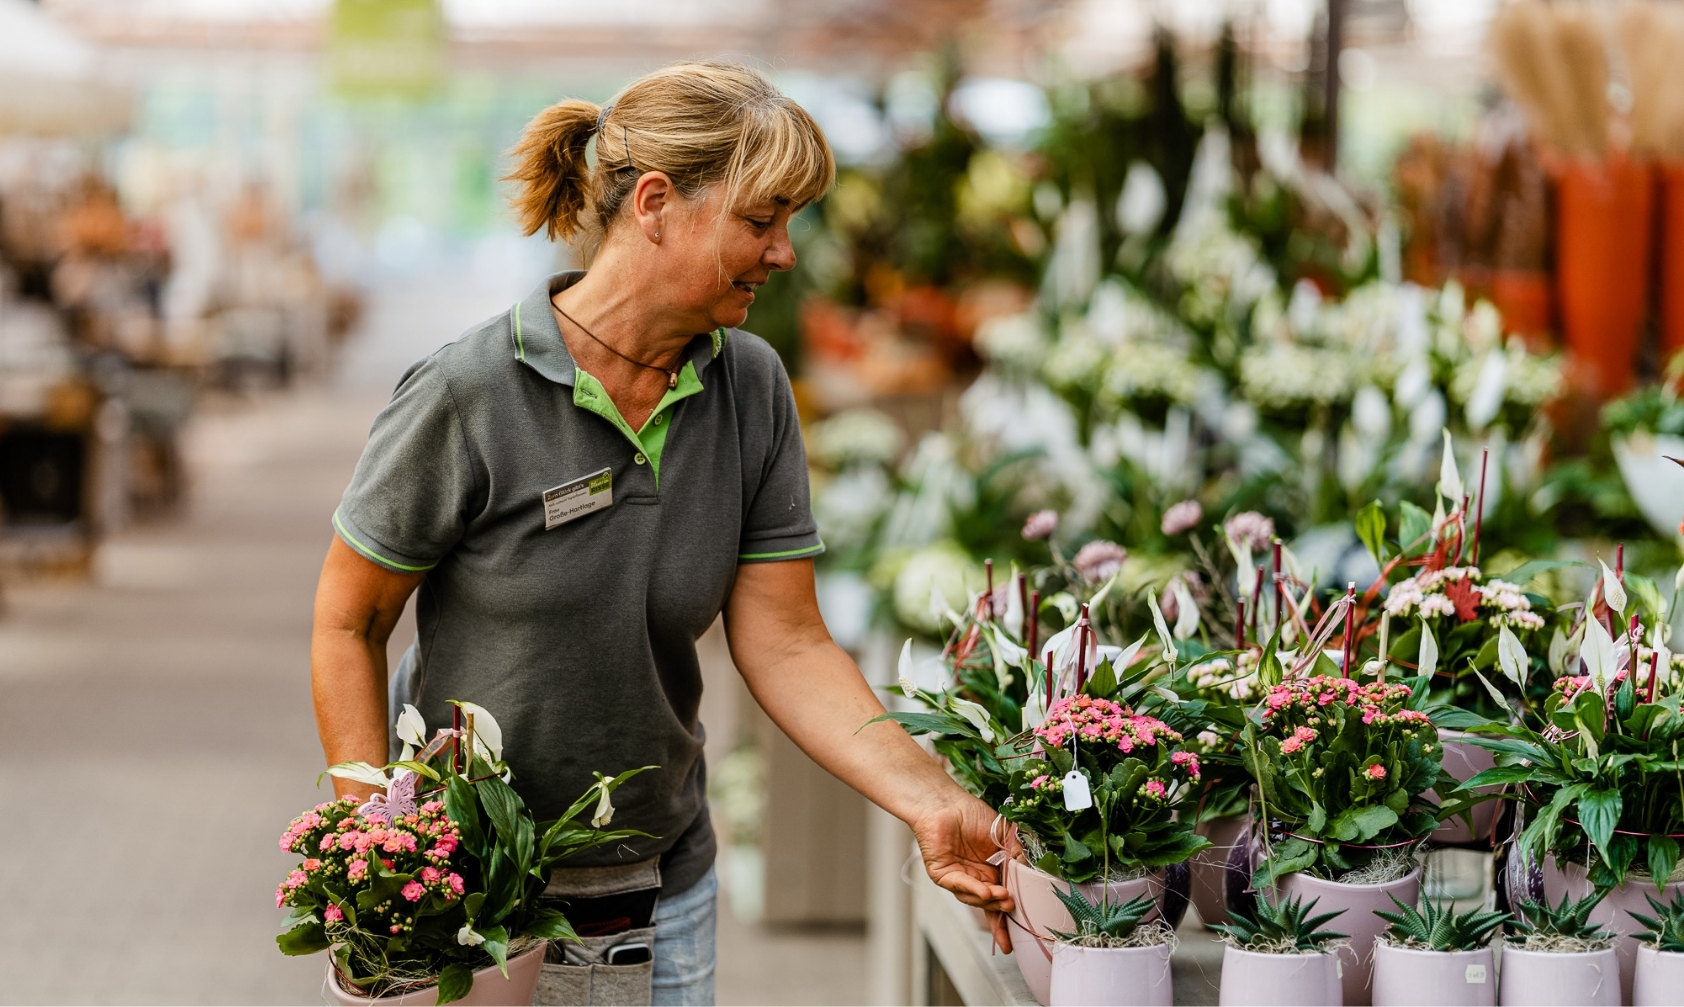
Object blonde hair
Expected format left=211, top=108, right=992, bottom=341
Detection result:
left=507, top=60, right=835, bottom=244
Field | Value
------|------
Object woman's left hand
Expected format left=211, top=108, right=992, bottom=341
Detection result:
left=910, top=792, right=1022, bottom=953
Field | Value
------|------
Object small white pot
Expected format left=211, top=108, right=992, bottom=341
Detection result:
left=1048, top=941, right=1173, bottom=1006
left=325, top=943, right=545, bottom=1005
left=1497, top=945, right=1620, bottom=1006
left=1218, top=945, right=1342, bottom=1006
left=1632, top=944, right=1684, bottom=1006
left=1371, top=940, right=1494, bottom=1006
left=1277, top=868, right=1421, bottom=1007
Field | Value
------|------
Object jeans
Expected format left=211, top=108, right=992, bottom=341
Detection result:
left=652, top=866, right=718, bottom=1006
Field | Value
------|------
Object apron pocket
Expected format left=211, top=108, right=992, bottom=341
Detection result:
left=535, top=926, right=657, bottom=1006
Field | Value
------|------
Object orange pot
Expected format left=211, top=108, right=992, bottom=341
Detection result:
left=1554, top=155, right=1655, bottom=398
left=1489, top=269, right=1554, bottom=350
left=1659, top=162, right=1684, bottom=363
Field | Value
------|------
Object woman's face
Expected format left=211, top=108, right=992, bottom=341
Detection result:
left=657, top=187, right=798, bottom=332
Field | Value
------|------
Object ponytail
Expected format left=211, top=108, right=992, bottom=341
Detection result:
left=506, top=99, right=600, bottom=241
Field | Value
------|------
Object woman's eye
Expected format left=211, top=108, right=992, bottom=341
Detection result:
left=746, top=217, right=773, bottom=231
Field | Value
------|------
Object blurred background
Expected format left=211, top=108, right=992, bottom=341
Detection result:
left=2, top=0, right=1682, bottom=1003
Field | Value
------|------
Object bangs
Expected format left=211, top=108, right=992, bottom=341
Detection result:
left=723, top=100, right=836, bottom=212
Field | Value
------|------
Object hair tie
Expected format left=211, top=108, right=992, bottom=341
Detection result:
left=594, top=105, right=613, bottom=134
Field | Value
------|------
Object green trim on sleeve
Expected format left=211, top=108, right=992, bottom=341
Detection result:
left=334, top=510, right=436, bottom=573
left=738, top=541, right=826, bottom=561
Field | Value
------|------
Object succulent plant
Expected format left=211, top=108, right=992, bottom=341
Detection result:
left=1376, top=895, right=1509, bottom=951
left=1212, top=893, right=1347, bottom=953
left=1508, top=892, right=1615, bottom=944
left=1629, top=891, right=1684, bottom=953
left=1049, top=885, right=1157, bottom=943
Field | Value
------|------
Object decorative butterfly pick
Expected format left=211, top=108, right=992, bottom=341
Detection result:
left=359, top=769, right=418, bottom=824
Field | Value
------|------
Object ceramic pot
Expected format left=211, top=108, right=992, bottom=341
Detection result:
left=1277, top=868, right=1421, bottom=1007
left=325, top=944, right=545, bottom=1005
left=1048, top=941, right=1173, bottom=1006
left=1004, top=858, right=1168, bottom=1007
left=1551, top=856, right=1684, bottom=1002
left=1633, top=943, right=1684, bottom=1006
left=1218, top=946, right=1342, bottom=1006
left=1427, top=731, right=1501, bottom=846
left=1659, top=162, right=1684, bottom=361
left=1191, top=814, right=1249, bottom=928
left=1370, top=940, right=1494, bottom=1006
left=1497, top=945, right=1620, bottom=1006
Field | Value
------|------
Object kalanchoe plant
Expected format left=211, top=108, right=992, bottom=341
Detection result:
left=1049, top=888, right=1162, bottom=947
left=1629, top=891, right=1684, bottom=953
left=1507, top=892, right=1616, bottom=950
left=1212, top=893, right=1347, bottom=954
left=1376, top=896, right=1509, bottom=951
left=277, top=702, right=654, bottom=1003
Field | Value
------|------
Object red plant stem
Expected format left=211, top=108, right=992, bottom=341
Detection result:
left=1074, top=605, right=1091, bottom=693
left=1272, top=541, right=1283, bottom=636
left=1617, top=543, right=1625, bottom=579
left=1249, top=567, right=1264, bottom=637
left=1473, top=449, right=1488, bottom=566
left=452, top=704, right=462, bottom=773
left=985, top=559, right=994, bottom=619
left=1018, top=574, right=1030, bottom=641
left=1028, top=590, right=1040, bottom=661
left=1236, top=599, right=1247, bottom=650
left=1649, top=650, right=1662, bottom=705
left=1340, top=583, right=1356, bottom=677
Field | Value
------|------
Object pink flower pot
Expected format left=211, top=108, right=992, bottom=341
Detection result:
left=1633, top=944, right=1684, bottom=1005
left=1550, top=856, right=1684, bottom=1002
left=1371, top=940, right=1494, bottom=1006
left=1428, top=731, right=1500, bottom=846
left=1218, top=946, right=1342, bottom=1006
left=1277, top=868, right=1421, bottom=1007
left=1004, top=858, right=1167, bottom=1006
left=1048, top=941, right=1173, bottom=1006
left=1191, top=814, right=1249, bottom=928
left=325, top=944, right=546, bottom=1005
left=1497, top=945, right=1620, bottom=1006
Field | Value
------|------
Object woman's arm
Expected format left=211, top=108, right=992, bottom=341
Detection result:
left=311, top=536, right=426, bottom=800
left=723, top=558, right=1018, bottom=947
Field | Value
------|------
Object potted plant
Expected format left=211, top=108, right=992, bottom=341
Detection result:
left=1370, top=896, right=1508, bottom=1006
left=1498, top=892, right=1620, bottom=1006
left=1242, top=669, right=1444, bottom=1005
left=1046, top=888, right=1174, bottom=1006
left=1630, top=890, right=1684, bottom=1006
left=1211, top=892, right=1346, bottom=1006
left=276, top=703, right=652, bottom=1004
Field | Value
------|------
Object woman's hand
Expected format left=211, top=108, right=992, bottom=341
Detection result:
left=910, top=792, right=1023, bottom=953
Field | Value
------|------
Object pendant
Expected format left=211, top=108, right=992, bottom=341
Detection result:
left=667, top=371, right=679, bottom=389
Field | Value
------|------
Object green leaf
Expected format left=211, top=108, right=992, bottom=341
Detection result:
left=524, top=909, right=580, bottom=942
left=1497, top=559, right=1587, bottom=588
left=1355, top=500, right=1387, bottom=564
left=445, top=775, right=487, bottom=858
left=1328, top=804, right=1399, bottom=843
left=1577, top=789, right=1623, bottom=859
left=480, top=924, right=510, bottom=976
left=435, top=963, right=474, bottom=1005
left=1457, top=766, right=1535, bottom=790
left=477, top=775, right=526, bottom=844
left=863, top=711, right=975, bottom=738
left=1084, top=659, right=1118, bottom=699
left=1648, top=835, right=1679, bottom=892
left=1399, top=501, right=1433, bottom=555
left=1306, top=803, right=1327, bottom=834
left=275, top=920, right=329, bottom=956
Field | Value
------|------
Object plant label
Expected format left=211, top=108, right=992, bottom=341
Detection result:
left=1062, top=770, right=1092, bottom=811
left=543, top=467, right=613, bottom=529
left=1465, top=964, right=1487, bottom=984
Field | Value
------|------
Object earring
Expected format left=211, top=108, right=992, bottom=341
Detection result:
left=655, top=232, right=661, bottom=239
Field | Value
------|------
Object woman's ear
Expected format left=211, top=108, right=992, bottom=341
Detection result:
left=631, top=172, right=673, bottom=243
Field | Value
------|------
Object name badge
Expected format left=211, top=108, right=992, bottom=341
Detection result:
left=542, top=467, right=613, bottom=529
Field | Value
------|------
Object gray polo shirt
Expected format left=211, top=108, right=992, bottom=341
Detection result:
left=334, top=271, right=823, bottom=896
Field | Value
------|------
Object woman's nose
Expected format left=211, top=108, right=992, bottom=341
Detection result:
left=764, top=230, right=796, bottom=271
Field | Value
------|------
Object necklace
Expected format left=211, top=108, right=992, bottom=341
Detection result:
left=552, top=302, right=681, bottom=389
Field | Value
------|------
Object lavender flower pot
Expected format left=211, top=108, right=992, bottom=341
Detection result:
left=1427, top=731, right=1500, bottom=846
left=1497, top=945, right=1620, bottom=1006
left=1218, top=946, right=1342, bottom=1006
left=1004, top=858, right=1168, bottom=1006
left=325, top=944, right=545, bottom=1005
left=1278, top=868, right=1421, bottom=1007
left=1371, top=940, right=1494, bottom=1006
left=1552, top=856, right=1684, bottom=1002
left=1191, top=814, right=1249, bottom=928
left=1048, top=941, right=1173, bottom=1006
left=1632, top=944, right=1684, bottom=1005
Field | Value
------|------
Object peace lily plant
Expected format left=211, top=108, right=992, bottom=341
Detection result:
left=276, top=702, right=653, bottom=1003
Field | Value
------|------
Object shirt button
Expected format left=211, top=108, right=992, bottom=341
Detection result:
left=634, top=453, right=646, bottom=465
left=654, top=414, right=664, bottom=425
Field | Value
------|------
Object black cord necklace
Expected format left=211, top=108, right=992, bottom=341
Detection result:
left=552, top=302, right=681, bottom=389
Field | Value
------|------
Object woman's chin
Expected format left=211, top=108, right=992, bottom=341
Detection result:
left=713, top=306, right=751, bottom=329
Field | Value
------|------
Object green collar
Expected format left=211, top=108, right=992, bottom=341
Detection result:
left=570, top=359, right=704, bottom=489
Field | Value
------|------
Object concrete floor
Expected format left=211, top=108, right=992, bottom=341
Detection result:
left=0, top=278, right=865, bottom=1004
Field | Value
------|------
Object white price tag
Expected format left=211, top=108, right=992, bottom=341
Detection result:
left=542, top=467, right=613, bottom=529
left=1062, top=770, right=1092, bottom=811
left=1465, top=964, right=1487, bottom=984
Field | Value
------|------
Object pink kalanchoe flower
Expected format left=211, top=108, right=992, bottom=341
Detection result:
left=319, top=834, right=336, bottom=852
left=1366, top=764, right=1388, bottom=780
left=286, top=870, right=309, bottom=889
left=1223, top=511, right=1275, bottom=552
left=324, top=903, right=344, bottom=922
left=1022, top=509, right=1059, bottom=541
left=422, top=866, right=441, bottom=884
left=1073, top=540, right=1127, bottom=583
left=1030, top=774, right=1050, bottom=789
left=401, top=881, right=426, bottom=902
left=1142, top=780, right=1168, bottom=800
left=275, top=885, right=287, bottom=908
left=303, top=858, right=322, bottom=872
left=1161, top=500, right=1203, bottom=536
left=447, top=873, right=465, bottom=895
left=347, top=859, right=368, bottom=881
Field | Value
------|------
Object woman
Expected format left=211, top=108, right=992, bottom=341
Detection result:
left=311, top=61, right=1013, bottom=1006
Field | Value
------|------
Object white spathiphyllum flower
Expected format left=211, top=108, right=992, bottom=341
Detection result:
left=1548, top=627, right=1569, bottom=675
left=949, top=698, right=996, bottom=743
left=396, top=703, right=427, bottom=762
left=458, top=925, right=485, bottom=947
left=1674, top=563, right=1684, bottom=596
left=1417, top=618, right=1439, bottom=680
left=1438, top=429, right=1464, bottom=506
left=1148, top=591, right=1178, bottom=664
left=328, top=762, right=390, bottom=787
left=1497, top=626, right=1529, bottom=690
left=455, top=702, right=504, bottom=764
left=1464, top=351, right=1508, bottom=431
left=591, top=780, right=616, bottom=828
left=1172, top=577, right=1200, bottom=640
left=898, top=639, right=919, bottom=696
left=1003, top=573, right=1025, bottom=638
left=1583, top=617, right=1617, bottom=695
left=1600, top=560, right=1627, bottom=616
